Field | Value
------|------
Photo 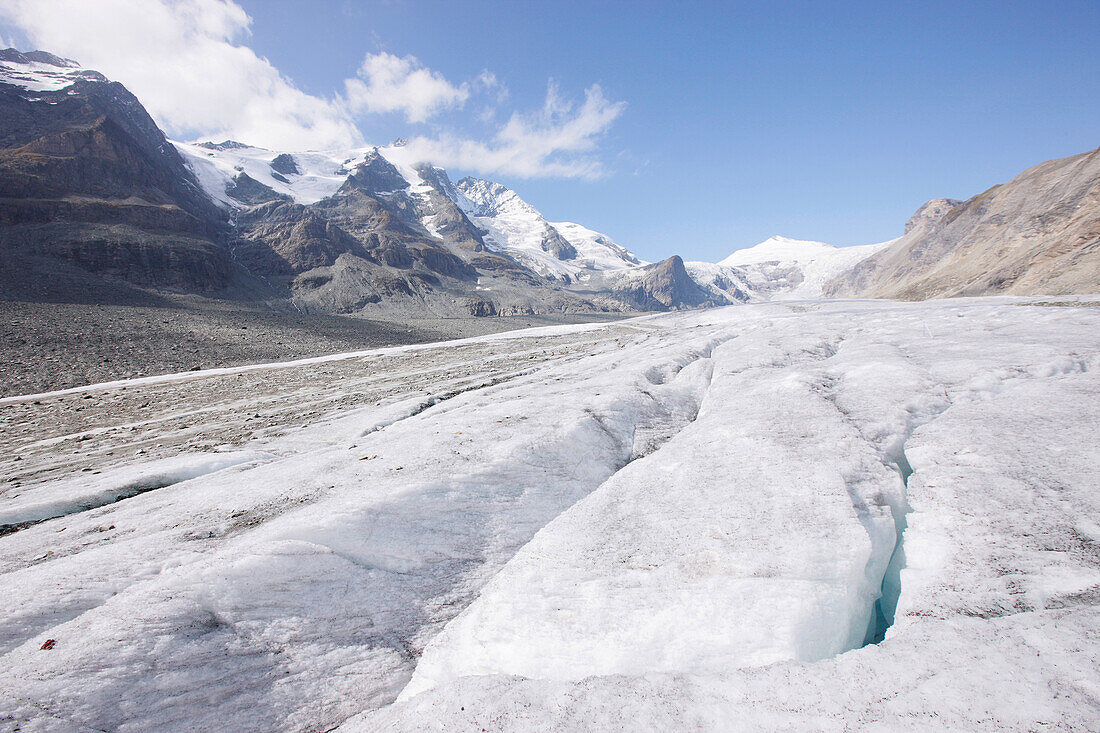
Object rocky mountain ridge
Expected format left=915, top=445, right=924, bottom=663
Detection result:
left=0, top=48, right=234, bottom=301
left=1, top=49, right=893, bottom=318
left=825, top=149, right=1100, bottom=299
left=0, top=51, right=622, bottom=315
left=2, top=49, right=1096, bottom=321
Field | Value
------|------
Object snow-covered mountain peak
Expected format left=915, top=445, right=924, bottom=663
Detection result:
left=194, top=140, right=254, bottom=152
left=714, top=235, right=895, bottom=301
left=0, top=48, right=106, bottom=92
left=172, top=133, right=645, bottom=285
left=448, top=177, right=644, bottom=280
left=455, top=177, right=543, bottom=220
left=719, top=235, right=837, bottom=266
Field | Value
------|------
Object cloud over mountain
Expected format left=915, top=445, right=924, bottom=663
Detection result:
left=0, top=0, right=625, bottom=177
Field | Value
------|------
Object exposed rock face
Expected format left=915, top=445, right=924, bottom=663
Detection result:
left=825, top=149, right=1100, bottom=299
left=195, top=140, right=250, bottom=152
left=0, top=48, right=78, bottom=68
left=225, top=173, right=290, bottom=206
left=0, top=49, right=234, bottom=298
left=269, top=153, right=300, bottom=176
left=0, top=55, right=220, bottom=223
left=613, top=255, right=720, bottom=311
left=344, top=150, right=409, bottom=194
left=903, top=198, right=963, bottom=234
left=234, top=201, right=370, bottom=276
left=314, top=175, right=479, bottom=280
left=540, top=225, right=578, bottom=260
left=414, top=169, right=488, bottom=254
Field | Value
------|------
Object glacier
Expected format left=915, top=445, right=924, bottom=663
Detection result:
left=1, top=298, right=1097, bottom=731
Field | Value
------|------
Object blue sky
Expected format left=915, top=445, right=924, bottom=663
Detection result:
left=2, top=0, right=1098, bottom=262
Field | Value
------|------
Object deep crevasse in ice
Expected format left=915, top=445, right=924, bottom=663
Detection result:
left=398, top=329, right=934, bottom=698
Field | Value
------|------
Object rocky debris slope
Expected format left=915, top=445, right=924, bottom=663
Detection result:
left=825, top=148, right=1100, bottom=299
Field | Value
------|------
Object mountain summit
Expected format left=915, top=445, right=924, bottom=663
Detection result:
left=452, top=177, right=643, bottom=282
left=718, top=235, right=836, bottom=266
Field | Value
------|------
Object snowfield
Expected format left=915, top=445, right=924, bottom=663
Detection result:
left=1, top=298, right=1098, bottom=731
left=0, top=51, right=103, bottom=92
left=718, top=235, right=896, bottom=300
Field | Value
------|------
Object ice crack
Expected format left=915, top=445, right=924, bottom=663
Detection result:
left=863, top=447, right=913, bottom=645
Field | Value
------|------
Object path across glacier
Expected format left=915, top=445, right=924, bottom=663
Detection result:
left=0, top=299, right=1097, bottom=731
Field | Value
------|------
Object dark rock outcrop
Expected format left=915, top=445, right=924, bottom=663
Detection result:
left=540, top=225, right=578, bottom=261
left=225, top=173, right=289, bottom=206
left=613, top=255, right=719, bottom=311
left=195, top=140, right=250, bottom=152
left=343, top=151, right=409, bottom=194
left=235, top=201, right=370, bottom=276
left=269, top=153, right=300, bottom=176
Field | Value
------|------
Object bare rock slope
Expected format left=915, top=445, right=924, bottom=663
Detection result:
left=0, top=49, right=235, bottom=300
left=826, top=148, right=1100, bottom=299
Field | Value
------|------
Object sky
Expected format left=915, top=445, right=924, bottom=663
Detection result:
left=1, top=0, right=1098, bottom=262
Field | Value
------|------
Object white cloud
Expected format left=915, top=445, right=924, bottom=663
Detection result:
left=0, top=0, right=626, bottom=178
left=475, top=70, right=508, bottom=101
left=344, top=52, right=468, bottom=123
left=0, top=0, right=362, bottom=150
left=402, top=83, right=626, bottom=179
